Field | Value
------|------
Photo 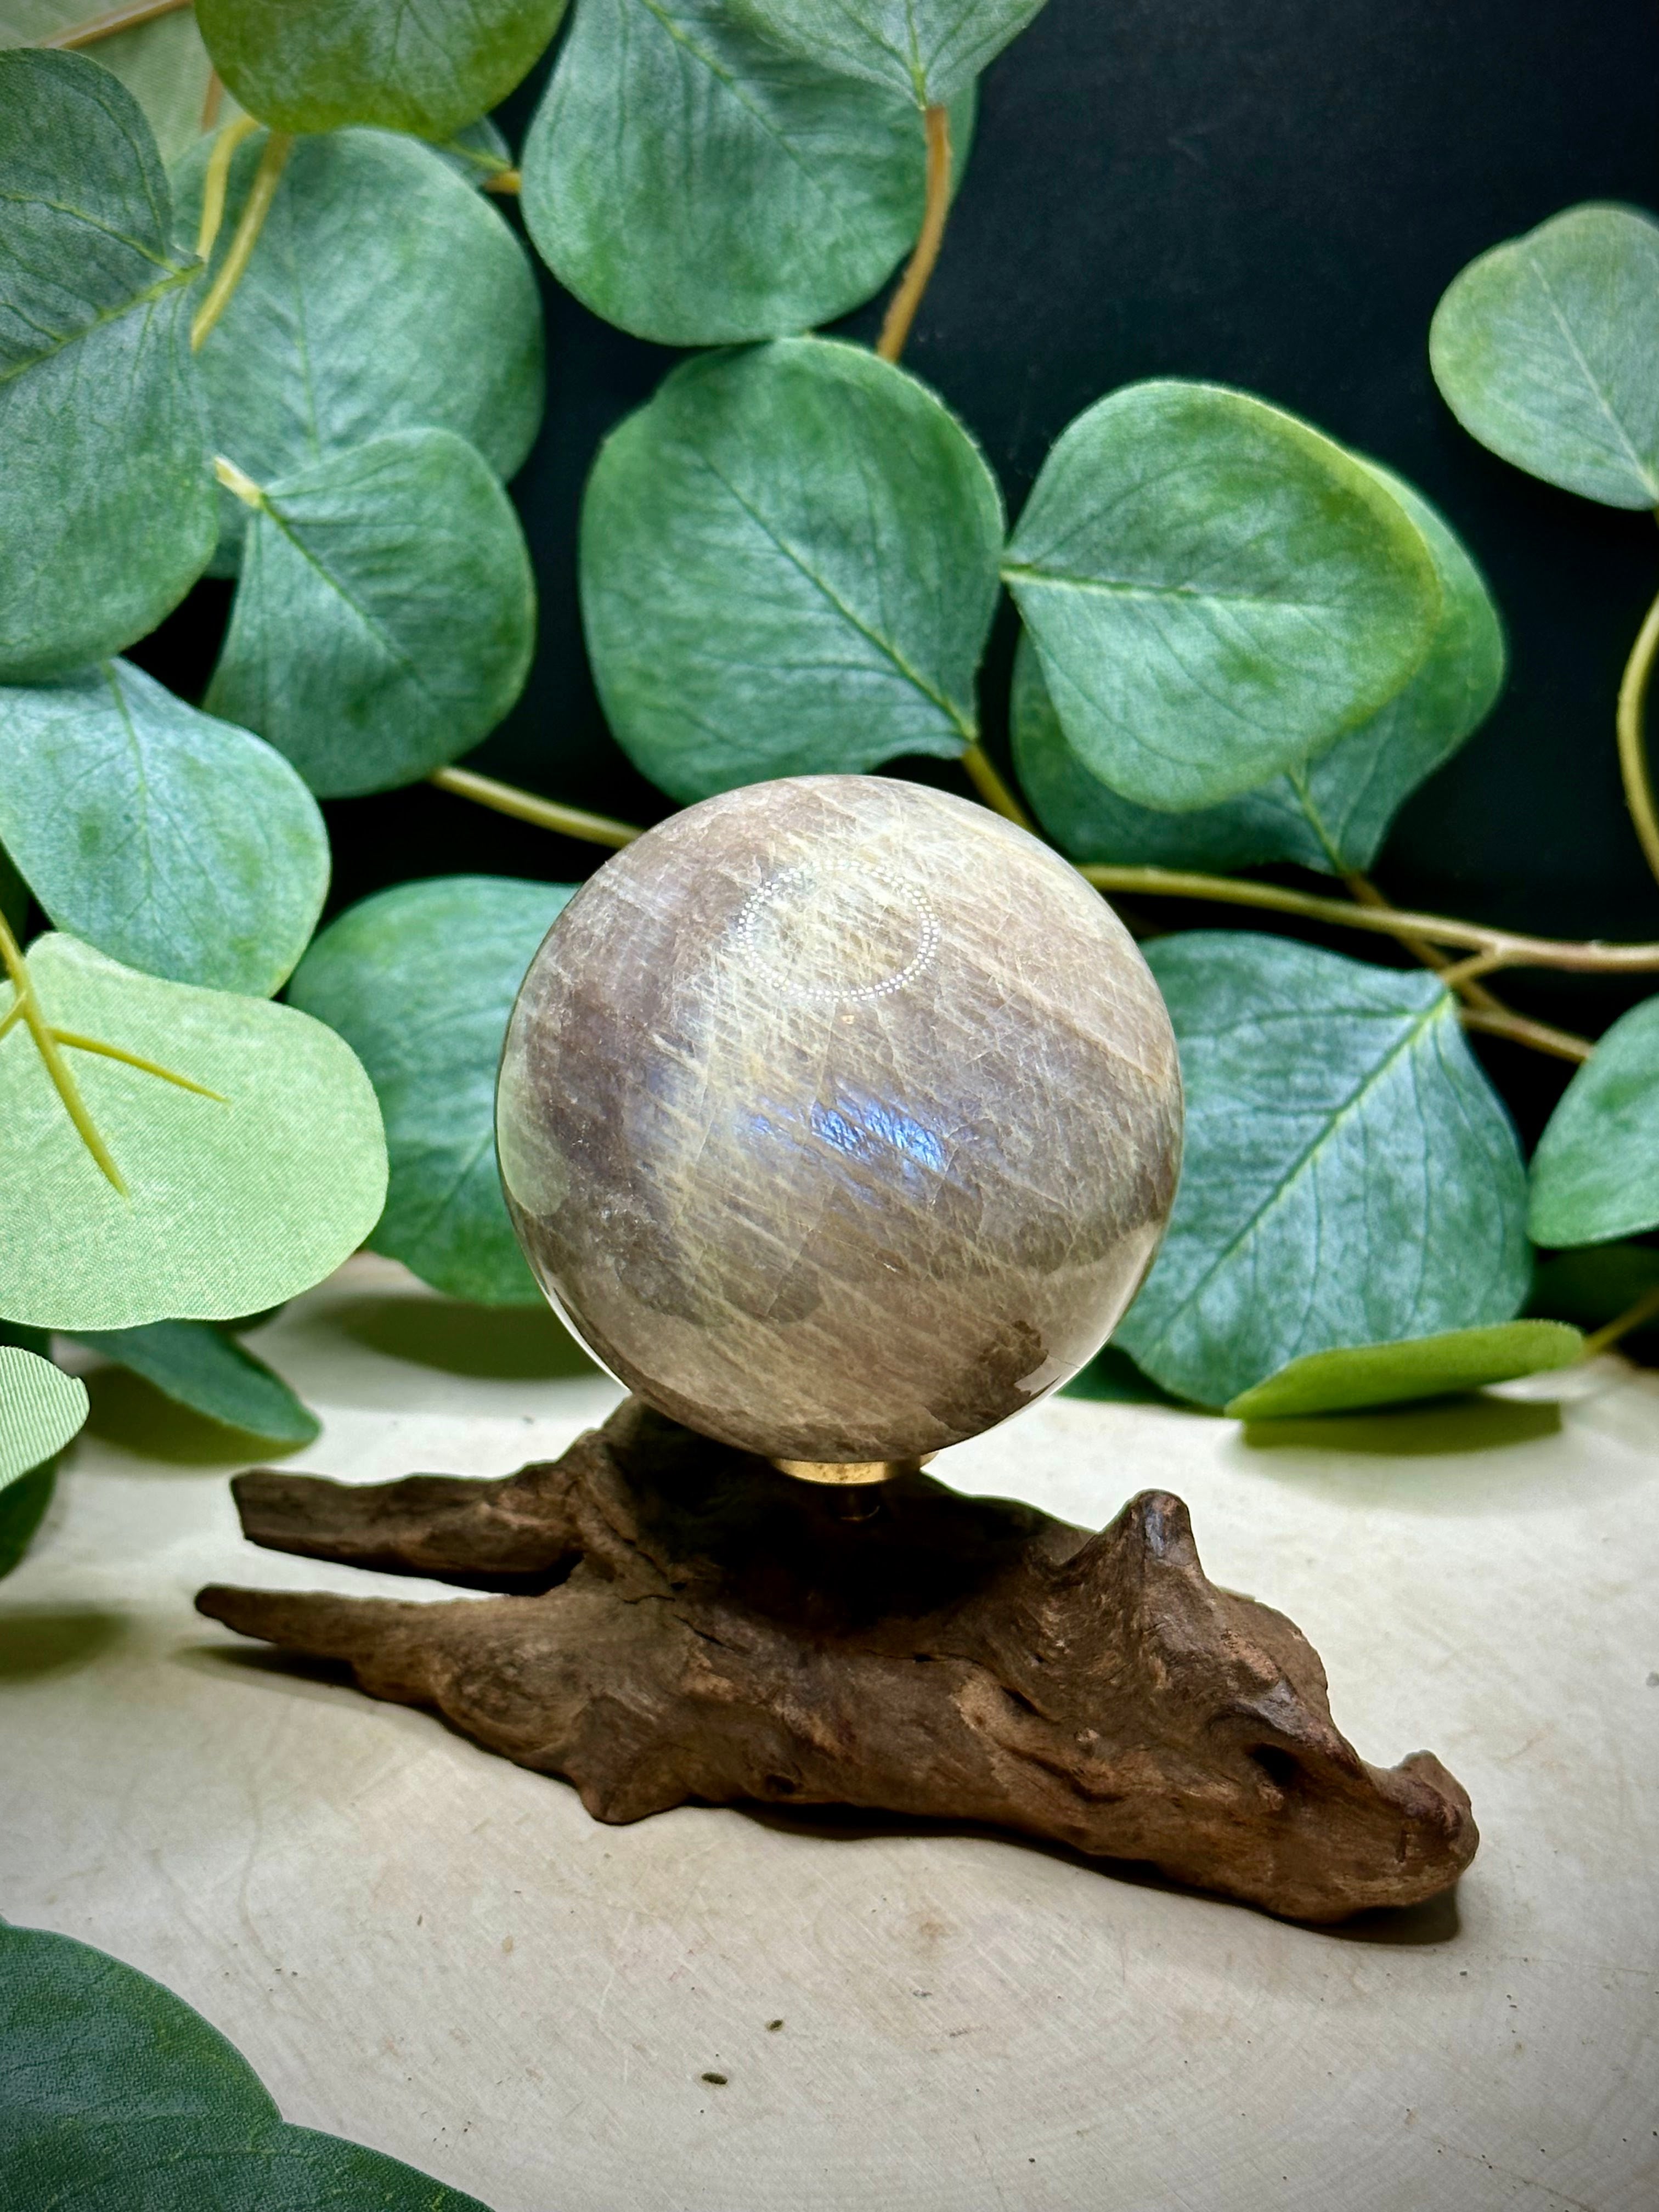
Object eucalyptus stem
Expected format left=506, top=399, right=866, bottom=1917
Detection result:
left=877, top=104, right=953, bottom=364
left=1457, top=1006, right=1593, bottom=1064
left=1582, top=1283, right=1659, bottom=1357
left=213, top=453, right=264, bottom=507
left=50, top=1030, right=224, bottom=1099
left=1342, top=871, right=1589, bottom=1055
left=483, top=169, right=523, bottom=195
left=40, top=0, right=189, bottom=46
left=961, top=740, right=1036, bottom=831
left=0, top=912, right=125, bottom=1193
left=427, top=765, right=641, bottom=848
left=1615, top=580, right=1659, bottom=889
left=1075, top=862, right=1659, bottom=973
left=191, top=130, right=292, bottom=353
left=427, top=760, right=1659, bottom=985
left=195, top=115, right=260, bottom=266
left=1346, top=871, right=1503, bottom=1010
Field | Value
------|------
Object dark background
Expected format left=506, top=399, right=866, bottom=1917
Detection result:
left=140, top=0, right=1659, bottom=1142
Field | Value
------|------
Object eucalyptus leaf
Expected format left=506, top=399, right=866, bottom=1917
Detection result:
left=0, top=1920, right=492, bottom=2210
left=289, top=876, right=575, bottom=1304
left=581, top=337, right=1003, bottom=799
left=1115, top=934, right=1531, bottom=1408
left=205, top=430, right=537, bottom=798
left=0, top=5, right=234, bottom=164
left=1430, top=202, right=1659, bottom=510
left=1059, top=1344, right=1183, bottom=1406
left=1224, top=1321, right=1583, bottom=1421
left=731, top=0, right=1042, bottom=106
left=0, top=1345, right=88, bottom=1487
left=0, top=659, right=328, bottom=997
left=196, top=0, right=567, bottom=139
left=1002, top=381, right=1442, bottom=811
left=174, top=127, right=544, bottom=572
left=67, top=1321, right=319, bottom=1446
left=1528, top=995, right=1659, bottom=1246
left=522, top=0, right=974, bottom=343
left=0, top=934, right=387, bottom=1333
left=0, top=51, right=215, bottom=681
left=1012, top=465, right=1504, bottom=872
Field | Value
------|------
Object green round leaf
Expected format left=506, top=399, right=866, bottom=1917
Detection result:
left=1528, top=995, right=1659, bottom=1247
left=174, top=126, right=544, bottom=573
left=730, top=0, right=1043, bottom=106
left=0, top=1921, right=491, bottom=2210
left=2, top=5, right=236, bottom=165
left=1012, top=464, right=1505, bottom=873
left=0, top=659, right=329, bottom=997
left=1002, top=380, right=1443, bottom=811
left=0, top=934, right=388, bottom=1333
left=204, top=430, right=537, bottom=798
left=0, top=1346, right=88, bottom=1488
left=196, top=0, right=568, bottom=139
left=1012, top=633, right=1316, bottom=872
left=1430, top=202, right=1659, bottom=510
left=522, top=0, right=973, bottom=343
left=0, top=52, right=215, bottom=682
left=1224, top=1321, right=1584, bottom=1421
left=1114, top=933, right=1531, bottom=1408
left=289, top=876, right=575, bottom=1305
left=66, top=1321, right=319, bottom=1446
left=0, top=1920, right=276, bottom=2134
left=581, top=337, right=1003, bottom=800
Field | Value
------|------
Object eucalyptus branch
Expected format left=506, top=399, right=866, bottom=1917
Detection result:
left=1076, top=863, right=1659, bottom=973
left=877, top=104, right=953, bottom=364
left=39, top=0, right=189, bottom=48
left=483, top=170, right=523, bottom=195
left=1345, top=872, right=1504, bottom=1011
left=1583, top=1283, right=1659, bottom=1357
left=428, top=758, right=1657, bottom=991
left=1616, top=579, right=1659, bottom=890
left=1457, top=1006, right=1593, bottom=1064
left=1340, top=871, right=1590, bottom=1059
left=961, top=740, right=1036, bottom=830
left=212, top=453, right=264, bottom=507
left=427, top=765, right=641, bottom=848
left=192, top=131, right=292, bottom=353
left=195, top=116, right=260, bottom=267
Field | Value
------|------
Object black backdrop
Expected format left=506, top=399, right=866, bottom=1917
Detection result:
left=139, top=0, right=1659, bottom=1141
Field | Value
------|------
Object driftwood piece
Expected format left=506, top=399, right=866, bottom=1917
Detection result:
left=197, top=1398, right=1476, bottom=1923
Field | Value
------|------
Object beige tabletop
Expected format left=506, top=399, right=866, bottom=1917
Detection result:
left=3, top=1255, right=1656, bottom=2212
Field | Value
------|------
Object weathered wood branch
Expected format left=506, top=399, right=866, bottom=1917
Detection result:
left=198, top=1399, right=1476, bottom=1922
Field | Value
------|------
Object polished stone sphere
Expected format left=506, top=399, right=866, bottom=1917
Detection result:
left=496, top=776, right=1182, bottom=1466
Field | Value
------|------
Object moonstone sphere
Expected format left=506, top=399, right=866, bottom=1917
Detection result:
left=496, top=776, right=1182, bottom=1465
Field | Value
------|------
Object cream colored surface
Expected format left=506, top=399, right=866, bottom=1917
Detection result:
left=3, top=1254, right=1656, bottom=2212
